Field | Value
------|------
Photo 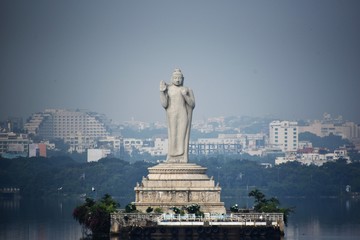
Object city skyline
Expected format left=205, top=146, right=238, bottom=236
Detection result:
left=1, top=1, right=360, bottom=123
left=2, top=107, right=356, bottom=126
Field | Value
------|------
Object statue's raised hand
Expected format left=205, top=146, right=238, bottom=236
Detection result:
left=160, top=80, right=167, bottom=92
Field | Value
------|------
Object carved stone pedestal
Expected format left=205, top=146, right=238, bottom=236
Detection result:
left=134, top=163, right=226, bottom=214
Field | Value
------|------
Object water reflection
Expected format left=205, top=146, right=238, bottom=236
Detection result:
left=283, top=197, right=360, bottom=240
left=0, top=198, right=20, bottom=209
left=0, top=197, right=83, bottom=240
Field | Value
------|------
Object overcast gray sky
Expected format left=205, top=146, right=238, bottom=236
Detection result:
left=1, top=0, right=359, bottom=124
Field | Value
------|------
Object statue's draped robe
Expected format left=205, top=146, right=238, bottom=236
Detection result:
left=163, top=85, right=194, bottom=163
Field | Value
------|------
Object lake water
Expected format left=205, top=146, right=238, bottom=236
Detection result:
left=281, top=197, right=360, bottom=240
left=1, top=196, right=360, bottom=240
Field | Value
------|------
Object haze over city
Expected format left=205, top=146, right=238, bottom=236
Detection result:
left=1, top=0, right=360, bottom=123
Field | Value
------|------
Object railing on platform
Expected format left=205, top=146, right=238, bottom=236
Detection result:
left=157, top=212, right=283, bottom=223
left=111, top=211, right=283, bottom=228
left=110, top=211, right=285, bottom=235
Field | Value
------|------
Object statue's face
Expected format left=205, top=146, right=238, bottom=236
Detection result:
left=172, top=74, right=184, bottom=86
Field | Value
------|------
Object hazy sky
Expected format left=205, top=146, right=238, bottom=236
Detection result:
left=1, top=0, right=360, bottom=124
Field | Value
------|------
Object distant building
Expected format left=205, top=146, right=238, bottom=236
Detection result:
left=275, top=148, right=350, bottom=166
left=297, top=113, right=360, bottom=140
left=298, top=120, right=360, bottom=140
left=24, top=109, right=111, bottom=153
left=95, top=136, right=123, bottom=158
left=129, top=133, right=268, bottom=157
left=269, top=121, right=298, bottom=152
left=97, top=136, right=121, bottom=151
left=0, top=132, right=30, bottom=158
left=141, top=138, right=168, bottom=156
left=87, top=148, right=111, bottom=162
left=24, top=112, right=51, bottom=135
left=28, top=143, right=47, bottom=157
left=123, top=138, right=143, bottom=155
left=189, top=137, right=242, bottom=155
left=298, top=141, right=313, bottom=150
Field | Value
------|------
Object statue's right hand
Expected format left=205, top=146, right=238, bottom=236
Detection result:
left=160, top=80, right=167, bottom=92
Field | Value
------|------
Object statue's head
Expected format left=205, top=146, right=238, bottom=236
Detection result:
left=171, top=68, right=184, bottom=86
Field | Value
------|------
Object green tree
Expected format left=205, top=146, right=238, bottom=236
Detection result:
left=185, top=204, right=203, bottom=216
left=248, top=189, right=266, bottom=209
left=170, top=206, right=181, bottom=214
left=125, top=203, right=137, bottom=213
left=230, top=204, right=239, bottom=213
left=249, top=189, right=293, bottom=225
left=73, top=194, right=119, bottom=237
left=146, top=206, right=153, bottom=213
left=154, top=207, right=163, bottom=214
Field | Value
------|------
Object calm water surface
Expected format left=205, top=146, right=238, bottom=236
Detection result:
left=1, top=196, right=360, bottom=240
left=282, top=197, right=360, bottom=240
left=0, top=197, right=83, bottom=240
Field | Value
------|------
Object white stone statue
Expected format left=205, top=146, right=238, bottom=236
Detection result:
left=160, top=68, right=195, bottom=163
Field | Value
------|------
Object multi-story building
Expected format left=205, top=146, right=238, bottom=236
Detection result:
left=97, top=136, right=121, bottom=151
left=0, top=132, right=30, bottom=157
left=216, top=133, right=267, bottom=150
left=298, top=120, right=360, bottom=140
left=87, top=148, right=111, bottom=162
left=125, top=133, right=267, bottom=157
left=123, top=138, right=143, bottom=154
left=189, top=137, right=242, bottom=155
left=269, top=121, right=298, bottom=152
left=141, top=138, right=168, bottom=156
left=122, top=136, right=243, bottom=157
left=24, top=112, right=52, bottom=135
left=64, top=134, right=96, bottom=153
left=28, top=143, right=47, bottom=157
left=24, top=109, right=111, bottom=153
left=297, top=113, right=360, bottom=140
left=275, top=148, right=350, bottom=166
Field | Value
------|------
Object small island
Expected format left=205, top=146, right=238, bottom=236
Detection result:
left=108, top=69, right=287, bottom=239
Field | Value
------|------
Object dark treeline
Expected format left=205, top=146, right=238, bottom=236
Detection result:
left=199, top=157, right=360, bottom=198
left=1, top=156, right=359, bottom=206
left=0, top=157, right=151, bottom=205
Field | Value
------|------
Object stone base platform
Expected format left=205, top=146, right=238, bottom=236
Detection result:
left=133, top=163, right=226, bottom=214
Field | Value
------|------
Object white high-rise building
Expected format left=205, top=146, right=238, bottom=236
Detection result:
left=269, top=121, right=298, bottom=152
